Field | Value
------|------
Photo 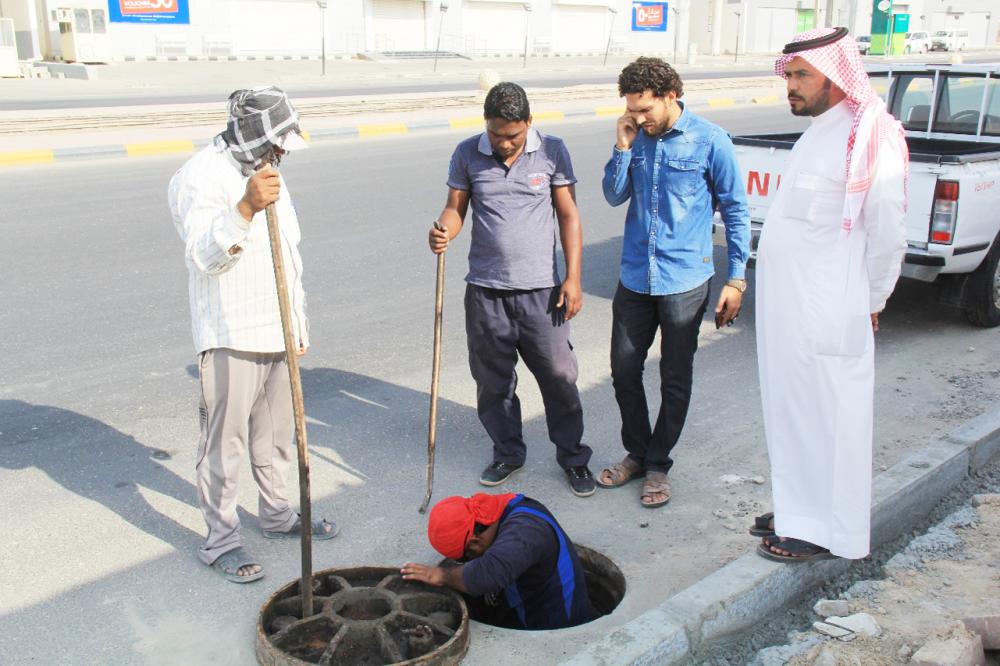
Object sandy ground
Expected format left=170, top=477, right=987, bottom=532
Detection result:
left=736, top=464, right=1000, bottom=666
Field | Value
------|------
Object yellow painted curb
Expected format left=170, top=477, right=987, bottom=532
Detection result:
left=0, top=149, right=54, bottom=166
left=595, top=106, right=625, bottom=117
left=708, top=98, right=736, bottom=108
left=125, top=140, right=195, bottom=157
left=752, top=95, right=781, bottom=105
left=532, top=110, right=566, bottom=122
left=450, top=116, right=483, bottom=129
left=358, top=123, right=409, bottom=138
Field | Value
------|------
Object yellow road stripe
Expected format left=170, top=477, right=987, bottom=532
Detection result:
left=532, top=110, right=565, bottom=122
left=125, top=140, right=195, bottom=157
left=358, top=123, right=409, bottom=138
left=0, top=149, right=54, bottom=166
left=449, top=116, right=483, bottom=129
left=595, top=106, right=624, bottom=117
left=752, top=95, right=781, bottom=105
left=708, top=98, right=736, bottom=108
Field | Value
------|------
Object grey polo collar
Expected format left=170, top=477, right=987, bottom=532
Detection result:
left=477, top=127, right=542, bottom=156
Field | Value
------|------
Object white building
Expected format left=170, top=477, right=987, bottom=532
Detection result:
left=0, top=0, right=995, bottom=63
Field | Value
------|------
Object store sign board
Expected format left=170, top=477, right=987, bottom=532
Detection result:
left=108, top=0, right=190, bottom=24
left=632, top=2, right=668, bottom=32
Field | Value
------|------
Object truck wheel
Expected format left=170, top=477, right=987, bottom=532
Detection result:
left=965, top=239, right=1000, bottom=327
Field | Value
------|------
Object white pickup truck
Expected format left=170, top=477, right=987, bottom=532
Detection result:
left=720, top=63, right=1000, bottom=326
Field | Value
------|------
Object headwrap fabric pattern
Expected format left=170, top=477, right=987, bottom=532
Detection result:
left=427, top=493, right=518, bottom=560
left=218, top=86, right=302, bottom=176
left=774, top=28, right=908, bottom=232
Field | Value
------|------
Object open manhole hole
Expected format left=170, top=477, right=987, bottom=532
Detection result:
left=462, top=544, right=626, bottom=630
left=256, top=566, right=469, bottom=665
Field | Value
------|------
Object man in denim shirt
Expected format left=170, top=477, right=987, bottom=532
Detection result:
left=598, top=58, right=750, bottom=508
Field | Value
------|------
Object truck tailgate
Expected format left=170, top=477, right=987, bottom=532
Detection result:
left=903, top=169, right=937, bottom=245
left=733, top=144, right=786, bottom=224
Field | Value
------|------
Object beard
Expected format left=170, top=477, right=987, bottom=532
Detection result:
left=790, top=87, right=832, bottom=117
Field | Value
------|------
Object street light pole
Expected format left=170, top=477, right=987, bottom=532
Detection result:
left=434, top=2, right=448, bottom=73
left=316, top=0, right=327, bottom=75
left=523, top=3, right=532, bottom=69
left=603, top=7, right=617, bottom=67
left=671, top=5, right=680, bottom=63
left=734, top=11, right=741, bottom=63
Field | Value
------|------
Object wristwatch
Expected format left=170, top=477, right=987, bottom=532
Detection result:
left=726, top=278, right=748, bottom=293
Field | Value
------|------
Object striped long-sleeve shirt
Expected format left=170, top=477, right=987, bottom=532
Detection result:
left=168, top=141, right=309, bottom=354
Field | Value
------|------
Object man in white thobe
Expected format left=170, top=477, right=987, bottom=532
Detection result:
left=755, top=28, right=908, bottom=561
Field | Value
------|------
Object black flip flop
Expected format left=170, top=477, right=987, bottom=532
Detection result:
left=749, top=511, right=775, bottom=538
left=756, top=538, right=834, bottom=563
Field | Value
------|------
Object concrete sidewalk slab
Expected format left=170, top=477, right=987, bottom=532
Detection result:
left=562, top=413, right=1000, bottom=665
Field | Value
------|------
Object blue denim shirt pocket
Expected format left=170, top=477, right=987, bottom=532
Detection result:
left=664, top=158, right=702, bottom=197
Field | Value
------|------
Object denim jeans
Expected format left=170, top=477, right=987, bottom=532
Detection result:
left=609, top=280, right=710, bottom=474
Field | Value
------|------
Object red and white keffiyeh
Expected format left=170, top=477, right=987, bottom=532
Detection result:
left=775, top=28, right=908, bottom=232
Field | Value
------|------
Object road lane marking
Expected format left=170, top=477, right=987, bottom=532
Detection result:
left=358, top=123, right=409, bottom=138
left=124, top=140, right=195, bottom=157
left=0, top=149, right=54, bottom=166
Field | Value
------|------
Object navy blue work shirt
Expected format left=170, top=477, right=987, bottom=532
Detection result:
left=460, top=495, right=593, bottom=630
left=602, top=102, right=751, bottom=295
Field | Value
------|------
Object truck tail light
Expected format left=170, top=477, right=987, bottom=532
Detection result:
left=930, top=180, right=958, bottom=244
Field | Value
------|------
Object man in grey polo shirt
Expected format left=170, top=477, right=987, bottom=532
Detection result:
left=427, top=82, right=595, bottom=497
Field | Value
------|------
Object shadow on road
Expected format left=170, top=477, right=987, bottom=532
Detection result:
left=0, top=399, right=203, bottom=552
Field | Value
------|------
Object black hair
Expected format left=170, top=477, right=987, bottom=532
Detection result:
left=484, top=82, right=531, bottom=122
left=617, top=57, right=684, bottom=99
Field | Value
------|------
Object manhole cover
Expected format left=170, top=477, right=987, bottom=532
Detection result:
left=256, top=566, right=469, bottom=665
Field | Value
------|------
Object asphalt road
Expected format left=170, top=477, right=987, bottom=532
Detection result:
left=4, top=52, right=994, bottom=110
left=0, top=66, right=774, bottom=111
left=3, top=105, right=999, bottom=665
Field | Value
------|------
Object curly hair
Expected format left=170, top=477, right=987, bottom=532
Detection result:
left=484, top=82, right=531, bottom=122
left=617, top=57, right=684, bottom=98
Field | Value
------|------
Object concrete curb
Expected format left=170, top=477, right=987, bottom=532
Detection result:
left=561, top=412, right=1000, bottom=665
left=0, top=93, right=781, bottom=168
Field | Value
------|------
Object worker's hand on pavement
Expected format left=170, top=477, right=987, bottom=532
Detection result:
left=557, top=277, right=583, bottom=321
left=428, top=223, right=449, bottom=254
left=400, top=563, right=445, bottom=586
left=870, top=312, right=880, bottom=332
left=714, top=286, right=743, bottom=329
left=616, top=114, right=639, bottom=151
left=237, top=166, right=281, bottom=221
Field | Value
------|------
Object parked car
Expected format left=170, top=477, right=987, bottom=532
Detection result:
left=719, top=64, right=1000, bottom=326
left=931, top=29, right=969, bottom=52
left=856, top=35, right=871, bottom=55
left=905, top=31, right=931, bottom=54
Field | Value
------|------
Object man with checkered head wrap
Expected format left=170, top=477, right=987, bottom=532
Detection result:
left=219, top=85, right=307, bottom=176
left=754, top=28, right=908, bottom=562
left=168, top=86, right=337, bottom=584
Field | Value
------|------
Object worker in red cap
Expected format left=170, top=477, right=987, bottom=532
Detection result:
left=401, top=493, right=594, bottom=630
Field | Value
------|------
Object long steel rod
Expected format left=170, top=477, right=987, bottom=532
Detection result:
left=264, top=200, right=313, bottom=618
left=419, top=246, right=446, bottom=514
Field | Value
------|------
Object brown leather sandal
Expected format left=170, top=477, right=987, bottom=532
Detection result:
left=596, top=456, right=645, bottom=489
left=640, top=471, right=671, bottom=508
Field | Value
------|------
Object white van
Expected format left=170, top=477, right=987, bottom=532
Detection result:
left=931, top=29, right=969, bottom=52
left=905, top=31, right=931, bottom=54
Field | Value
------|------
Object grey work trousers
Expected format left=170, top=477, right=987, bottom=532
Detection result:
left=196, top=348, right=298, bottom=565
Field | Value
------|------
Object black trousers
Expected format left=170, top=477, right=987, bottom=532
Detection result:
left=609, top=280, right=710, bottom=474
left=465, top=284, right=592, bottom=469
